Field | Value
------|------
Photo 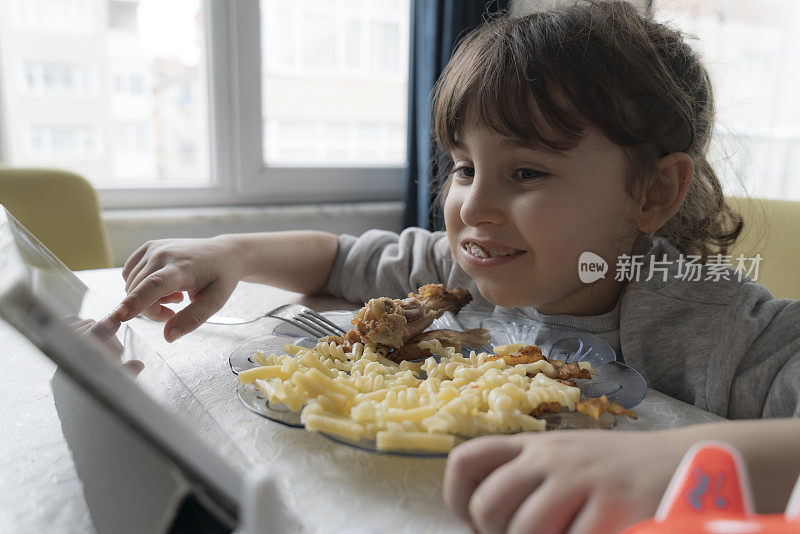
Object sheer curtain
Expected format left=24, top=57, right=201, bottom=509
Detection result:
left=652, top=0, right=800, bottom=201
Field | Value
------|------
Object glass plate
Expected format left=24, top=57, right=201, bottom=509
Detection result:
left=316, top=409, right=616, bottom=458
left=229, top=310, right=646, bottom=456
left=272, top=310, right=618, bottom=367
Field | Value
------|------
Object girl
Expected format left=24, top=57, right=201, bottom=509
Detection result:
left=111, top=1, right=800, bottom=532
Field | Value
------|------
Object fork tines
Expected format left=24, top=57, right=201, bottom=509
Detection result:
left=300, top=309, right=348, bottom=337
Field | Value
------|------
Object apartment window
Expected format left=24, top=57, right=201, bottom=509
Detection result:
left=0, top=0, right=410, bottom=208
left=652, top=0, right=800, bottom=201
left=28, top=125, right=102, bottom=160
left=12, top=0, right=94, bottom=34
left=111, top=69, right=148, bottom=97
left=112, top=122, right=149, bottom=154
left=129, top=75, right=144, bottom=95
left=260, top=0, right=409, bottom=168
left=264, top=119, right=404, bottom=165
left=23, top=61, right=94, bottom=97
left=369, top=21, right=401, bottom=72
left=303, top=15, right=336, bottom=70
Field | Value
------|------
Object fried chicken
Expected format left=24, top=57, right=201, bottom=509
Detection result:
left=485, top=345, right=545, bottom=365
left=350, top=284, right=472, bottom=348
left=549, top=360, right=593, bottom=381
left=576, top=395, right=638, bottom=420
left=318, top=330, right=362, bottom=350
left=388, top=328, right=490, bottom=362
left=485, top=345, right=592, bottom=380
left=530, top=401, right=563, bottom=418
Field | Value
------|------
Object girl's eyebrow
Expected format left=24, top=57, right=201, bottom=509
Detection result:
left=451, top=139, right=569, bottom=158
left=499, top=138, right=570, bottom=158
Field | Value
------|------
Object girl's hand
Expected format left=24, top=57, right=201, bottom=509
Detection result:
left=65, top=315, right=144, bottom=376
left=111, top=236, right=248, bottom=342
left=443, top=430, right=682, bottom=534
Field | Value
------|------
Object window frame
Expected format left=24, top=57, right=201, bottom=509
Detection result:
left=14, top=0, right=406, bottom=210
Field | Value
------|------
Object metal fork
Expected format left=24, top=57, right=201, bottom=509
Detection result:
left=205, top=303, right=348, bottom=338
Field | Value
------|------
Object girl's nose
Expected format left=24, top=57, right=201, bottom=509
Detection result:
left=459, top=174, right=507, bottom=227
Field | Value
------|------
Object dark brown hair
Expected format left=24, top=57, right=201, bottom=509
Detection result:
left=431, top=0, right=742, bottom=259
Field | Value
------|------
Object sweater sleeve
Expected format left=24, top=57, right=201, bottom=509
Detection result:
left=324, top=227, right=455, bottom=304
left=616, top=237, right=800, bottom=419
left=620, top=278, right=800, bottom=420
left=727, top=282, right=800, bottom=418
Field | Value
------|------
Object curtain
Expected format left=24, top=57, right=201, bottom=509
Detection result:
left=403, top=0, right=510, bottom=231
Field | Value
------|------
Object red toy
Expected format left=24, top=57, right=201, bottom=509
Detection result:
left=622, top=441, right=800, bottom=533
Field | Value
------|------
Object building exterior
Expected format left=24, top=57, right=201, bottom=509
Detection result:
left=260, top=0, right=409, bottom=165
left=0, top=0, right=408, bottom=187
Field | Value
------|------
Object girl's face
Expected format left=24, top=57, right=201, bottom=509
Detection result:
left=444, top=120, right=641, bottom=315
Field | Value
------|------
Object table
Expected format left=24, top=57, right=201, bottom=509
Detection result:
left=0, top=268, right=726, bottom=533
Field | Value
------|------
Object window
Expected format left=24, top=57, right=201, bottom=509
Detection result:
left=0, top=0, right=410, bottom=209
left=652, top=0, right=800, bottom=201
left=111, top=67, right=148, bottom=97
left=0, top=0, right=209, bottom=192
left=23, top=61, right=95, bottom=97
left=264, top=119, right=404, bottom=165
left=12, top=0, right=94, bottom=35
left=260, top=0, right=409, bottom=167
left=28, top=125, right=102, bottom=159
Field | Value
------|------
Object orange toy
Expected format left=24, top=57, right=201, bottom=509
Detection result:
left=623, top=442, right=800, bottom=534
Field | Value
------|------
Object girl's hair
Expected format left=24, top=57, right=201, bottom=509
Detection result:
left=431, top=0, right=743, bottom=259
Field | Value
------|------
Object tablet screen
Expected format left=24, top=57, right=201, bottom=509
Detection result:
left=0, top=206, right=244, bottom=526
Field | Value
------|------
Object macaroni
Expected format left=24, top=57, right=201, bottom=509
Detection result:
left=240, top=341, right=588, bottom=453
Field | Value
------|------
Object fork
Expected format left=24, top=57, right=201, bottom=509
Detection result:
left=205, top=303, right=348, bottom=338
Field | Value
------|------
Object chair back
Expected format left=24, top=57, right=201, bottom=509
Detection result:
left=0, top=168, right=111, bottom=270
left=727, top=197, right=800, bottom=300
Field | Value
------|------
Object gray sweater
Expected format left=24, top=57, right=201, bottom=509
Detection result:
left=326, top=227, right=800, bottom=419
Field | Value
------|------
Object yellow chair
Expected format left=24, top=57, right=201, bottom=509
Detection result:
left=0, top=168, right=111, bottom=270
left=727, top=197, right=800, bottom=300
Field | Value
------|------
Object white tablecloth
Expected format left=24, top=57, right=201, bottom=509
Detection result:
left=0, top=268, right=726, bottom=533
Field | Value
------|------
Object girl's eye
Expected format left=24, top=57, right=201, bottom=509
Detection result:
left=512, top=168, right=550, bottom=182
left=452, top=166, right=475, bottom=181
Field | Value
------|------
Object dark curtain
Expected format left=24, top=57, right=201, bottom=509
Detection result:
left=403, top=0, right=510, bottom=231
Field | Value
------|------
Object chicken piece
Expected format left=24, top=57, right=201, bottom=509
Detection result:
left=350, top=284, right=472, bottom=348
left=387, top=328, right=490, bottom=362
left=549, top=360, right=592, bottom=381
left=407, top=327, right=490, bottom=348
left=318, top=330, right=362, bottom=351
left=485, top=344, right=545, bottom=365
left=576, top=395, right=638, bottom=420
left=485, top=345, right=592, bottom=381
left=530, top=401, right=563, bottom=418
left=319, top=334, right=346, bottom=346
left=414, top=284, right=473, bottom=314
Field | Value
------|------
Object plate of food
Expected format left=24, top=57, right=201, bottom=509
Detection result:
left=229, top=284, right=645, bottom=457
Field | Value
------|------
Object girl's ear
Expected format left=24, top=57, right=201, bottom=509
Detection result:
left=635, top=152, right=693, bottom=233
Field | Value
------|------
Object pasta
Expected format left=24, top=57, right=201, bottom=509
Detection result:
left=240, top=339, right=591, bottom=453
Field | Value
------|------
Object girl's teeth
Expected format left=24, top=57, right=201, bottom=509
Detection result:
left=466, top=242, right=516, bottom=258
left=468, top=243, right=489, bottom=258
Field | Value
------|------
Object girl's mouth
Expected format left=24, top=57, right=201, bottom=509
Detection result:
left=462, top=241, right=525, bottom=265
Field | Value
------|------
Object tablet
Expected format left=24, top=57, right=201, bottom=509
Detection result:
left=0, top=206, right=243, bottom=529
